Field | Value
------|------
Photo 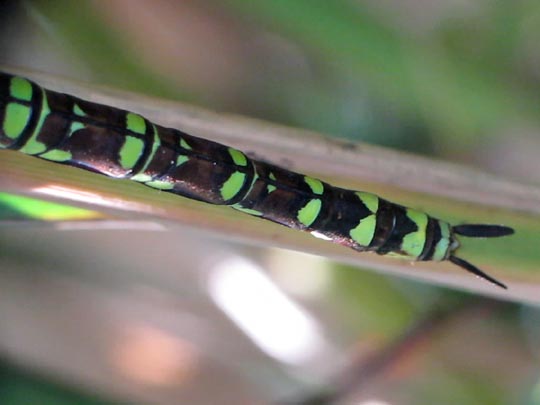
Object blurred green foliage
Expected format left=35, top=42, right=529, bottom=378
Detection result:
left=0, top=1, right=539, bottom=404
left=0, top=359, right=121, bottom=405
left=0, top=192, right=100, bottom=221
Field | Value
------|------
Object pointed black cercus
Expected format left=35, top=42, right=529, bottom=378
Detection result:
left=449, top=255, right=507, bottom=289
left=452, top=224, right=514, bottom=238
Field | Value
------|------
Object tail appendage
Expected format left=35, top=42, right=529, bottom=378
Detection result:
left=449, top=224, right=514, bottom=289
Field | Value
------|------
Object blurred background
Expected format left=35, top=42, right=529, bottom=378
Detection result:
left=0, top=1, right=539, bottom=404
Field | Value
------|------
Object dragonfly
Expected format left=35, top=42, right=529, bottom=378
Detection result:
left=0, top=72, right=514, bottom=288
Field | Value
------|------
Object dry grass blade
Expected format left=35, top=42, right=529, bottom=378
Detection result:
left=1, top=68, right=539, bottom=302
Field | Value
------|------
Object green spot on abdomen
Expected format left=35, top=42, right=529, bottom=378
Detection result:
left=21, top=141, right=47, bottom=155
left=126, top=112, right=146, bottom=134
left=131, top=124, right=160, bottom=179
left=297, top=199, right=322, bottom=227
left=401, top=208, right=428, bottom=258
left=305, top=176, right=324, bottom=195
left=221, top=171, right=246, bottom=201
left=349, top=214, right=376, bottom=246
left=176, top=155, right=189, bottom=166
left=267, top=172, right=277, bottom=193
left=120, top=136, right=145, bottom=169
left=180, top=138, right=192, bottom=150
left=39, top=149, right=72, bottom=162
left=131, top=173, right=152, bottom=182
left=19, top=90, right=50, bottom=155
left=232, top=204, right=263, bottom=216
left=356, top=191, right=378, bottom=213
left=3, top=103, right=31, bottom=140
left=386, top=252, right=412, bottom=259
left=10, top=77, right=32, bottom=101
left=73, top=104, right=86, bottom=116
left=432, top=221, right=451, bottom=261
left=69, top=121, right=85, bottom=135
left=145, top=180, right=174, bottom=190
left=228, top=148, right=247, bottom=166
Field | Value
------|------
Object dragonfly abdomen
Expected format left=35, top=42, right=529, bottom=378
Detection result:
left=0, top=72, right=513, bottom=289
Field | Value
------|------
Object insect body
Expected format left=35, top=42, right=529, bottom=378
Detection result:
left=0, top=72, right=514, bottom=288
